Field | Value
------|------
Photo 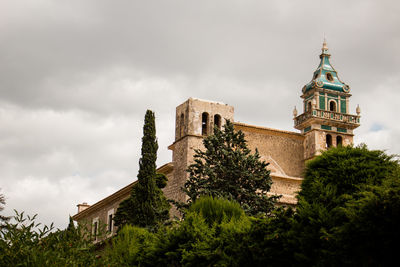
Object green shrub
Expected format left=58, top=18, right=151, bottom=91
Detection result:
left=0, top=210, right=99, bottom=266
left=106, top=197, right=252, bottom=266
left=188, top=196, right=245, bottom=226
left=104, top=225, right=157, bottom=266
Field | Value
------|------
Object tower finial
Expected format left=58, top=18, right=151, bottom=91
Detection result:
left=356, top=104, right=361, bottom=115
left=322, top=37, right=328, bottom=54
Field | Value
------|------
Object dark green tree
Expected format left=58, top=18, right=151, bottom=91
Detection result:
left=333, top=174, right=400, bottom=266
left=0, top=190, right=9, bottom=229
left=183, top=120, right=277, bottom=216
left=114, top=110, right=170, bottom=230
left=299, top=144, right=397, bottom=204
left=292, top=145, right=400, bottom=266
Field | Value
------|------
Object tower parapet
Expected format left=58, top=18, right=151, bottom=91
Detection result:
left=294, top=41, right=360, bottom=159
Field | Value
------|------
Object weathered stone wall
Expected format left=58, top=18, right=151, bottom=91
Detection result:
left=270, top=175, right=302, bottom=204
left=235, top=123, right=305, bottom=178
left=165, top=137, right=190, bottom=204
left=175, top=98, right=235, bottom=138
left=160, top=169, right=176, bottom=201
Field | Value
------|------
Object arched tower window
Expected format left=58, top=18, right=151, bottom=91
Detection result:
left=307, top=101, right=312, bottom=112
left=179, top=113, right=185, bottom=138
left=214, top=114, right=221, bottom=131
left=329, top=101, right=337, bottom=112
left=202, top=112, right=209, bottom=136
left=326, top=134, right=332, bottom=148
left=326, top=72, right=334, bottom=81
left=336, top=136, right=343, bottom=146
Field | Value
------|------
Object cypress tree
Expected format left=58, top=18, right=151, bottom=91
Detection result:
left=114, top=110, right=170, bottom=230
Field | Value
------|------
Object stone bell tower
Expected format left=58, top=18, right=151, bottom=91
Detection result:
left=293, top=41, right=361, bottom=160
left=167, top=98, right=234, bottom=203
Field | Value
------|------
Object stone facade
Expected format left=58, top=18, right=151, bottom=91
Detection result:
left=235, top=123, right=305, bottom=204
left=72, top=41, right=360, bottom=239
left=72, top=163, right=173, bottom=239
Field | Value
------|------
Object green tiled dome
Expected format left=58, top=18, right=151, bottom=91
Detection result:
left=303, top=41, right=350, bottom=93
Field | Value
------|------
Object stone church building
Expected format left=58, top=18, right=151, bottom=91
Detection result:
left=72, top=41, right=361, bottom=238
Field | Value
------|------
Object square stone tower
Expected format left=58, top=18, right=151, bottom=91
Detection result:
left=166, top=98, right=234, bottom=203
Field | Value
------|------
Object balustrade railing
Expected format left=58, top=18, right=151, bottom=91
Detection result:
left=294, top=109, right=360, bottom=127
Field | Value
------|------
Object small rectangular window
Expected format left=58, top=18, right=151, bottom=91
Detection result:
left=340, top=100, right=346, bottom=113
left=108, top=214, right=113, bottom=232
left=107, top=208, right=115, bottom=235
left=319, top=95, right=325, bottom=110
left=321, top=125, right=332, bottom=130
left=202, top=112, right=209, bottom=136
left=93, top=221, right=98, bottom=240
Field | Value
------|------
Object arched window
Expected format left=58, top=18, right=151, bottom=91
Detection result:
left=307, top=101, right=312, bottom=112
left=336, top=136, right=343, bottom=146
left=326, top=72, right=334, bottom=81
left=214, top=114, right=221, bottom=131
left=179, top=113, right=185, bottom=138
left=326, top=134, right=332, bottom=148
left=202, top=112, right=209, bottom=136
left=329, top=101, right=337, bottom=112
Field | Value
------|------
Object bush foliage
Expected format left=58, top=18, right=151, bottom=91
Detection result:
left=0, top=211, right=99, bottom=266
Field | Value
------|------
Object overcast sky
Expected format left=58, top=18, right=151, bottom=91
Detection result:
left=1, top=0, right=399, bottom=229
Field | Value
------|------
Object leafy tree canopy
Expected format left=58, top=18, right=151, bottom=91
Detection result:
left=299, top=144, right=398, bottom=206
left=293, top=145, right=400, bottom=265
left=183, top=120, right=277, bottom=216
left=334, top=174, right=400, bottom=266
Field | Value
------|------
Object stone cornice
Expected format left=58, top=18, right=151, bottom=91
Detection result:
left=271, top=173, right=303, bottom=181
left=234, top=122, right=304, bottom=141
left=168, top=134, right=204, bottom=150
left=302, top=87, right=352, bottom=98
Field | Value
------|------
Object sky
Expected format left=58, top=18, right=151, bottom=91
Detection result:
left=1, top=0, right=399, bottom=229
